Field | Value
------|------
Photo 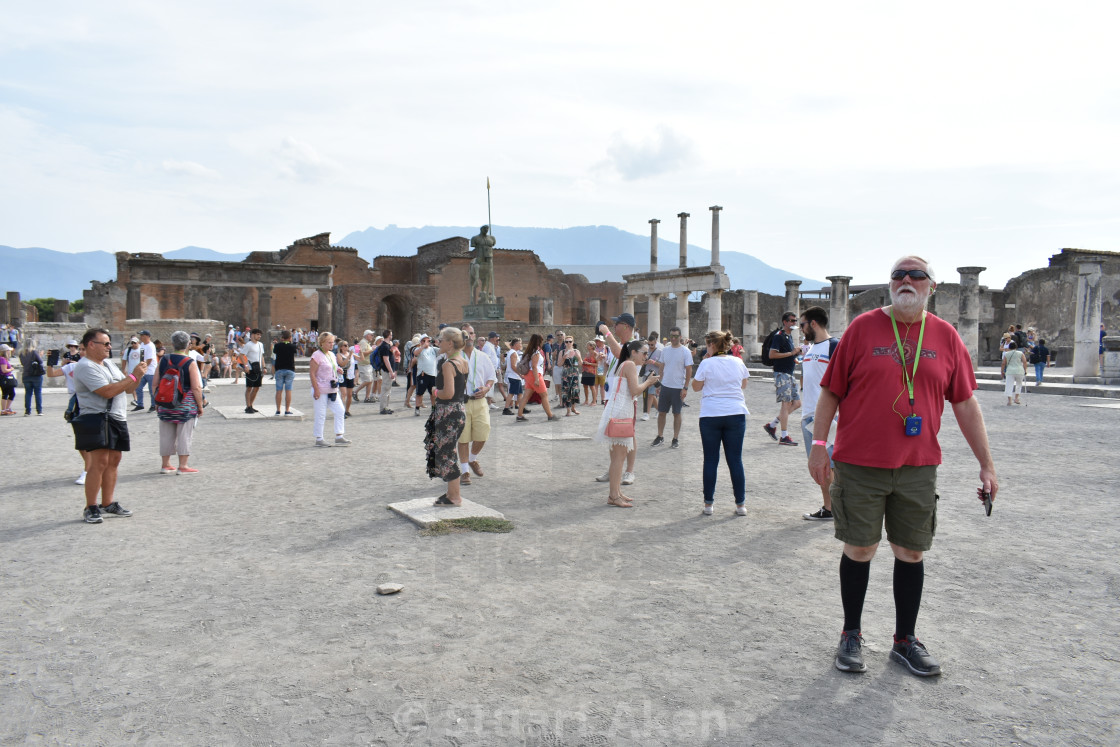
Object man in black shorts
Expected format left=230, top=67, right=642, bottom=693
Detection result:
left=241, top=328, right=265, bottom=413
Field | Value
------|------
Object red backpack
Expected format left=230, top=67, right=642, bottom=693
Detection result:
left=154, top=355, right=189, bottom=407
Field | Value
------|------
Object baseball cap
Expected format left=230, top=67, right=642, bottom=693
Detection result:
left=610, top=313, right=636, bottom=328
left=488, top=331, right=499, bottom=339
left=139, top=329, right=152, bottom=336
left=364, top=329, right=374, bottom=336
left=129, top=336, right=140, bottom=343
left=546, top=334, right=554, bottom=339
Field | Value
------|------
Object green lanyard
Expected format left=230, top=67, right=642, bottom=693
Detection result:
left=890, top=309, right=926, bottom=409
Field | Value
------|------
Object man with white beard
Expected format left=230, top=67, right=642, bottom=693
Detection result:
left=808, top=256, right=999, bottom=678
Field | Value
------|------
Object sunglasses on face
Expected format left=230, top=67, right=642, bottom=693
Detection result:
left=891, top=269, right=931, bottom=281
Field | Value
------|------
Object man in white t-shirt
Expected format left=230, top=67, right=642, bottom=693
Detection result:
left=482, top=331, right=504, bottom=408
left=239, top=328, right=266, bottom=413
left=458, top=325, right=498, bottom=484
left=799, top=305, right=838, bottom=521
left=650, top=326, right=694, bottom=448
left=49, top=348, right=91, bottom=485
left=137, top=330, right=158, bottom=411
left=411, top=335, right=440, bottom=415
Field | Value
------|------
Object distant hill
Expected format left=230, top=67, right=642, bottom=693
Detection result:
left=1, top=226, right=822, bottom=303
left=337, top=224, right=824, bottom=295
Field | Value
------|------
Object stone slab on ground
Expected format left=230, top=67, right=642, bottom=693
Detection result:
left=527, top=432, right=592, bottom=440
left=212, top=406, right=306, bottom=421
left=387, top=496, right=506, bottom=529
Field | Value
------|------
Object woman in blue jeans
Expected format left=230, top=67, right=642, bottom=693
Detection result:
left=691, top=330, right=751, bottom=516
left=19, top=342, right=45, bottom=416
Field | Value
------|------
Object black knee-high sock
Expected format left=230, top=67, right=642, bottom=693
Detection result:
left=839, top=554, right=871, bottom=631
left=893, top=558, right=925, bottom=639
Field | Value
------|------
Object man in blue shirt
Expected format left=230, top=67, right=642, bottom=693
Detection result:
left=763, top=312, right=802, bottom=446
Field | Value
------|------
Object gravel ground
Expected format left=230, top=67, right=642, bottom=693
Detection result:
left=2, top=379, right=1117, bottom=745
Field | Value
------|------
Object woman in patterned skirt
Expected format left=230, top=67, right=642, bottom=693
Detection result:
left=560, top=335, right=582, bottom=416
left=425, top=327, right=470, bottom=506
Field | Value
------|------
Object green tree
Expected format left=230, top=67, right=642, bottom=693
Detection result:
left=69, top=299, right=84, bottom=315
left=28, top=298, right=56, bottom=322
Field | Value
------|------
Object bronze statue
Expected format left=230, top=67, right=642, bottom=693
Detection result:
left=468, top=258, right=480, bottom=305
left=470, top=225, right=496, bottom=304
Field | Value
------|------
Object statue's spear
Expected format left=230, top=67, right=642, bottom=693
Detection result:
left=486, top=176, right=492, bottom=232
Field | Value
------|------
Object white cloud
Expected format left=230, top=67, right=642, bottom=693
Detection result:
left=605, top=126, right=696, bottom=181
left=273, top=136, right=335, bottom=182
left=161, top=159, right=220, bottom=179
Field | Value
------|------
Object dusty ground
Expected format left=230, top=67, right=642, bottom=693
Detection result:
left=2, top=376, right=1117, bottom=746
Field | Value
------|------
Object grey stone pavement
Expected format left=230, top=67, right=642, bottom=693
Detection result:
left=2, top=374, right=1118, bottom=745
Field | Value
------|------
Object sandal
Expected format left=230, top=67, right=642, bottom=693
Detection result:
left=433, top=494, right=454, bottom=505
left=607, top=495, right=633, bottom=508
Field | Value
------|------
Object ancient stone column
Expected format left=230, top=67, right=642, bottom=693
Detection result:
left=675, top=293, right=690, bottom=340
left=623, top=295, right=636, bottom=319
left=257, top=287, right=272, bottom=332
left=541, top=299, right=554, bottom=327
left=707, top=290, right=723, bottom=333
left=51, top=299, right=69, bottom=323
left=317, top=288, right=331, bottom=334
left=1074, top=259, right=1104, bottom=379
left=677, top=212, right=690, bottom=269
left=957, top=267, right=985, bottom=369
left=588, top=298, right=601, bottom=323
left=826, top=276, right=853, bottom=335
left=649, top=219, right=660, bottom=272
left=125, top=287, right=141, bottom=320
left=0, top=299, right=8, bottom=327
left=742, top=290, right=759, bottom=356
left=528, top=297, right=540, bottom=325
left=784, top=280, right=802, bottom=318
left=647, top=294, right=661, bottom=334
left=7, top=292, right=21, bottom=326
left=709, top=206, right=722, bottom=267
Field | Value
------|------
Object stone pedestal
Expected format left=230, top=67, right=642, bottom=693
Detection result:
left=1074, top=260, right=1104, bottom=379
left=826, top=276, right=852, bottom=335
left=52, top=299, right=70, bottom=324
left=709, top=206, right=722, bottom=267
left=677, top=212, right=690, bottom=269
left=1101, top=336, right=1120, bottom=380
left=649, top=219, right=660, bottom=272
left=541, top=299, right=554, bottom=327
left=742, top=290, right=759, bottom=358
left=957, top=266, right=985, bottom=369
left=784, top=280, right=802, bottom=318
left=623, top=295, right=635, bottom=319
left=462, top=302, right=506, bottom=321
left=675, top=294, right=690, bottom=341
left=588, top=298, right=601, bottom=324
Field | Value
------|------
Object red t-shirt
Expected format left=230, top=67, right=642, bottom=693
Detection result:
left=821, top=308, right=976, bottom=469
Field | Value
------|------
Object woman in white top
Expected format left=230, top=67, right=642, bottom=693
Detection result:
left=503, top=338, right=524, bottom=414
left=308, top=332, right=351, bottom=447
left=337, top=338, right=357, bottom=418
left=594, top=340, right=659, bottom=507
left=691, top=330, right=751, bottom=516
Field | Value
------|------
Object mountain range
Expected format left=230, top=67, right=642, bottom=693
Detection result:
left=1, top=226, right=823, bottom=302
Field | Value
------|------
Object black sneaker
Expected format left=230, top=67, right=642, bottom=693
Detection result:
left=83, top=505, right=103, bottom=524
left=148, top=405, right=157, bottom=412
left=804, top=507, right=834, bottom=521
left=131, top=403, right=144, bottom=412
left=380, top=409, right=394, bottom=415
left=101, top=501, right=132, bottom=518
left=835, top=629, right=867, bottom=673
left=763, top=423, right=778, bottom=441
left=779, top=435, right=798, bottom=446
left=671, top=439, right=679, bottom=449
left=502, top=408, right=514, bottom=415
left=890, top=636, right=942, bottom=677
left=651, top=436, right=665, bottom=447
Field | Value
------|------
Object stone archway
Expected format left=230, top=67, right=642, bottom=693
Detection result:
left=377, top=294, right=411, bottom=340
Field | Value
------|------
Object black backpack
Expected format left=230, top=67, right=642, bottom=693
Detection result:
left=760, top=329, right=781, bottom=367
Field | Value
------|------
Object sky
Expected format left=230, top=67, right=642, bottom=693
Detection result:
left=3, top=0, right=1119, bottom=288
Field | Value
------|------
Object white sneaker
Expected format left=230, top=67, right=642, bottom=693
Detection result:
left=735, top=505, right=747, bottom=516
left=334, top=435, right=352, bottom=446
left=75, top=472, right=86, bottom=485
left=595, top=471, right=610, bottom=482
left=314, top=439, right=332, bottom=448
left=622, top=472, right=635, bottom=485
left=702, top=504, right=714, bottom=516
left=640, top=413, right=649, bottom=421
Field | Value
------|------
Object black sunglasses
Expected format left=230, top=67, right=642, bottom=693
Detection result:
left=891, top=269, right=931, bottom=281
